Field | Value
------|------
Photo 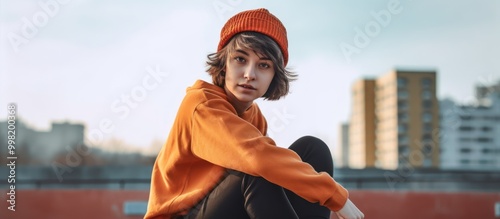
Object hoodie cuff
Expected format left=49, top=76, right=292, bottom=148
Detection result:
left=324, top=182, right=349, bottom=212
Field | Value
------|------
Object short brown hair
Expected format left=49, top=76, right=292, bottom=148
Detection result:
left=206, top=32, right=297, bottom=100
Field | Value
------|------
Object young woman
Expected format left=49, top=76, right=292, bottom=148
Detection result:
left=145, top=8, right=364, bottom=219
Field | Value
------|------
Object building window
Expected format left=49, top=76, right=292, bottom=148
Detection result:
left=422, top=133, right=432, bottom=141
left=398, top=124, right=408, bottom=133
left=422, top=112, right=432, bottom=122
left=423, top=123, right=433, bottom=133
left=481, top=126, right=493, bottom=132
left=482, top=116, right=493, bottom=120
left=482, top=148, right=492, bottom=154
left=422, top=100, right=432, bottom=109
left=477, top=137, right=492, bottom=143
left=422, top=78, right=432, bottom=89
left=460, top=159, right=471, bottom=164
left=459, top=138, right=472, bottom=142
left=398, top=112, right=409, bottom=122
left=397, top=77, right=408, bottom=88
left=399, top=135, right=409, bottom=145
left=460, top=115, right=473, bottom=120
left=398, top=100, right=408, bottom=110
left=460, top=148, right=472, bottom=153
left=398, top=90, right=408, bottom=99
left=459, top=126, right=474, bottom=131
left=398, top=156, right=409, bottom=165
left=479, top=160, right=492, bottom=165
left=398, top=145, right=409, bottom=156
left=422, top=90, right=432, bottom=100
left=423, top=158, right=432, bottom=167
left=422, top=143, right=434, bottom=154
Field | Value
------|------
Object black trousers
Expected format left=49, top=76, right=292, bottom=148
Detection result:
left=184, top=136, right=334, bottom=219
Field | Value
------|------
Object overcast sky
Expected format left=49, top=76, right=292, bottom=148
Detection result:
left=1, top=0, right=499, bottom=154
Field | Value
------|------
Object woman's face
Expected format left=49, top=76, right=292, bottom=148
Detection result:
left=224, top=47, right=275, bottom=105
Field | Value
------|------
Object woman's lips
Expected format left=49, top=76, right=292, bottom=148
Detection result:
left=238, top=84, right=256, bottom=90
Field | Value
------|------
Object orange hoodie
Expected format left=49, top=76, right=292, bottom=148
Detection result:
left=144, top=80, right=348, bottom=219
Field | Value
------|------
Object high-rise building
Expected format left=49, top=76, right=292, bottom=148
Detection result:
left=440, top=81, right=500, bottom=170
left=348, top=79, right=376, bottom=168
left=336, top=123, right=350, bottom=168
left=347, top=69, right=440, bottom=169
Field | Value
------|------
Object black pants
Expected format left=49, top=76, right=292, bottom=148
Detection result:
left=184, top=136, right=334, bottom=219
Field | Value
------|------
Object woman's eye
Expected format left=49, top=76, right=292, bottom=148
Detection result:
left=235, top=57, right=245, bottom=63
left=259, top=63, right=270, bottom=69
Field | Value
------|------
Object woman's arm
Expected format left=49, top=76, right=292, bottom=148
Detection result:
left=190, top=98, right=349, bottom=212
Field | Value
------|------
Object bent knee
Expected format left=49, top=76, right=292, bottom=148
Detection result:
left=297, top=136, right=329, bottom=151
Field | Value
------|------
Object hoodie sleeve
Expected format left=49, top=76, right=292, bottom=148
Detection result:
left=190, top=97, right=348, bottom=211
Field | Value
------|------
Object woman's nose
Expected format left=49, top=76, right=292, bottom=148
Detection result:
left=243, top=65, right=256, bottom=81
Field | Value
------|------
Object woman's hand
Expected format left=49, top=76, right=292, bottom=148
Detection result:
left=334, top=198, right=364, bottom=219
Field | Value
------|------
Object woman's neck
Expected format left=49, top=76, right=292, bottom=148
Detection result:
left=224, top=87, right=252, bottom=116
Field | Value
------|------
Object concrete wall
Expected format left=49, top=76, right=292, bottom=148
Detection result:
left=1, top=190, right=499, bottom=219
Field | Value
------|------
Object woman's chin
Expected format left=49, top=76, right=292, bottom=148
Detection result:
left=235, top=95, right=256, bottom=103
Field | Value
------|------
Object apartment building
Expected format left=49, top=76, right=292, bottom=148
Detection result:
left=440, top=81, right=500, bottom=170
left=347, top=69, right=440, bottom=169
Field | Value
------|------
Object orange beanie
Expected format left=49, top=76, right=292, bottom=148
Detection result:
left=217, top=8, right=289, bottom=66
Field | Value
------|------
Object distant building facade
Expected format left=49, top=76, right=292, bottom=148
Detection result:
left=347, top=69, right=440, bottom=169
left=440, top=81, right=500, bottom=170
left=0, top=120, right=84, bottom=164
left=336, top=123, right=349, bottom=168
left=348, top=79, right=376, bottom=168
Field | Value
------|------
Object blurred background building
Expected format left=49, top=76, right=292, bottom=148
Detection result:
left=0, top=120, right=84, bottom=165
left=336, top=123, right=350, bottom=167
left=340, top=70, right=500, bottom=171
left=348, top=78, right=376, bottom=168
left=344, top=69, right=440, bottom=170
left=0, top=120, right=154, bottom=166
left=440, top=81, right=500, bottom=170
